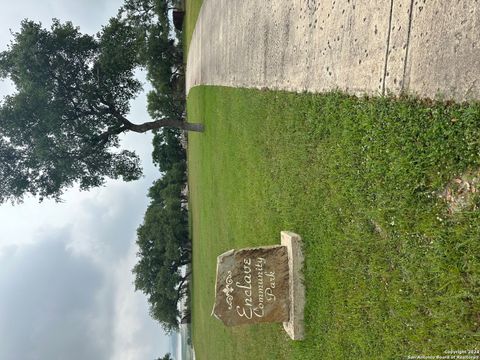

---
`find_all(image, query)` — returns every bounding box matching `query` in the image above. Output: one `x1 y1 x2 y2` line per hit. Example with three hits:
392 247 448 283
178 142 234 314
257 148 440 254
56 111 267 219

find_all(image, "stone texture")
404 0 480 100
187 0 391 96
281 231 305 340
187 0 480 102
212 245 290 326
383 0 411 94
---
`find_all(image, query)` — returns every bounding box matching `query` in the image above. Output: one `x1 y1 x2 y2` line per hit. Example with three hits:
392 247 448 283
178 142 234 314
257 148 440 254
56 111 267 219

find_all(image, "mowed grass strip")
187 86 480 359
182 0 203 57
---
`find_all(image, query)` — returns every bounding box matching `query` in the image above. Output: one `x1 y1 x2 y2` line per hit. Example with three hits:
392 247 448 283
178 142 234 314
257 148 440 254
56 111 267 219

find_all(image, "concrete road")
186 0 480 102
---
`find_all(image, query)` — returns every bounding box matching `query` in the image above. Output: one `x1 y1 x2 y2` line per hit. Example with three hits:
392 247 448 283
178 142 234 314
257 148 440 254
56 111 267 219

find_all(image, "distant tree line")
122 0 193 332
134 128 191 332
156 353 173 360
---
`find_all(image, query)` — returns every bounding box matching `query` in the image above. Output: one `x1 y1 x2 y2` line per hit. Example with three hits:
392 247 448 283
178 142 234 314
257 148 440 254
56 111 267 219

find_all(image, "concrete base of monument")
281 231 305 340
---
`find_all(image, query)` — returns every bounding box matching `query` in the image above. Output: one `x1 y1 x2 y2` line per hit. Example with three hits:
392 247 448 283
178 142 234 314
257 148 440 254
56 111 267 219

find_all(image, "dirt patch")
368 219 388 239
439 170 480 214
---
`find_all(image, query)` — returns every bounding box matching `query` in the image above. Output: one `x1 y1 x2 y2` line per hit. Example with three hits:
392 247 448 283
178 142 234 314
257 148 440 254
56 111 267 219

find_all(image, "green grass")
182 0 203 58
187 86 480 359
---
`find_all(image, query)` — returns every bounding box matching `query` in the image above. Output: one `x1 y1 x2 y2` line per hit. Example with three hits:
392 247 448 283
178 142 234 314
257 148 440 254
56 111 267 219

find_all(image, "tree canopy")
151 128 186 172
133 172 190 332
0 16 200 203
119 0 186 131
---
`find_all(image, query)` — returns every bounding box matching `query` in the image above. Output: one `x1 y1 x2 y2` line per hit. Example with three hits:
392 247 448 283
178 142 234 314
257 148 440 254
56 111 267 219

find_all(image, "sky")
0 1 173 359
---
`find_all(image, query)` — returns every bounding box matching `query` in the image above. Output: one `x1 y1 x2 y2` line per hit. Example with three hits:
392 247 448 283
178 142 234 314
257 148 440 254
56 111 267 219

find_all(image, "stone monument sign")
212 245 290 326
212 231 305 340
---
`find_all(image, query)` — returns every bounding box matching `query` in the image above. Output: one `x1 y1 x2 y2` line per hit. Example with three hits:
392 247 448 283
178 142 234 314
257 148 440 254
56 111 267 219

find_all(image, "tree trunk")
180 122 204 132
127 119 204 133
106 104 204 133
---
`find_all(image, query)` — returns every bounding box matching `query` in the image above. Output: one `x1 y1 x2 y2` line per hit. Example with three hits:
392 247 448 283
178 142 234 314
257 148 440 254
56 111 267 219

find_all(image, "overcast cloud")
0 1 171 359
0 234 112 360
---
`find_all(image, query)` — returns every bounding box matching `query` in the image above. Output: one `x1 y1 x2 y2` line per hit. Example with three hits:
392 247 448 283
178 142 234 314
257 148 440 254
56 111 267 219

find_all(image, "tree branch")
174 275 189 305
95 125 128 147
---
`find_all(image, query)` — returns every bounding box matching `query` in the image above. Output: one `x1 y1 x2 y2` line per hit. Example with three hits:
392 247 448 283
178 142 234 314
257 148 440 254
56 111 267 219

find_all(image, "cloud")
65 180 150 264
0 0 121 47
109 245 171 360
0 231 113 360
49 0 121 34
0 210 170 360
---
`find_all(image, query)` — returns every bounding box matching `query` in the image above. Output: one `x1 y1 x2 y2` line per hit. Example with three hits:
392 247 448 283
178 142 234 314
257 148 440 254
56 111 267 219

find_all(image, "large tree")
0 18 201 203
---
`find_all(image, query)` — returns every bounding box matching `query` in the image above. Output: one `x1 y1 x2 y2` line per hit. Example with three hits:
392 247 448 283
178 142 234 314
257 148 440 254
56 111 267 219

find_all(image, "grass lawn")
187 86 480 359
182 0 203 57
